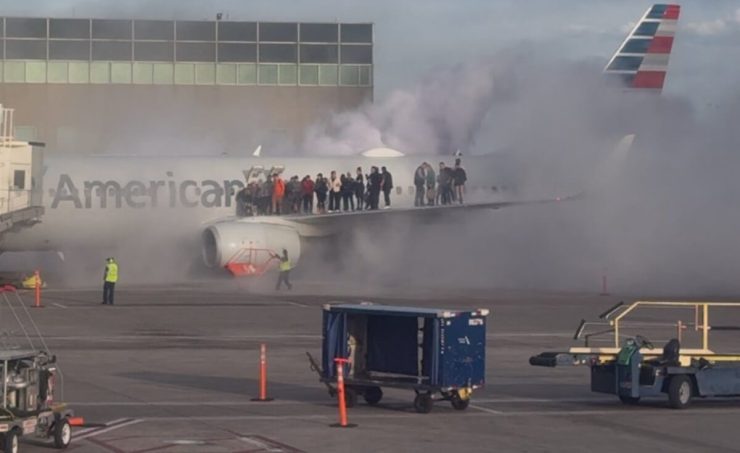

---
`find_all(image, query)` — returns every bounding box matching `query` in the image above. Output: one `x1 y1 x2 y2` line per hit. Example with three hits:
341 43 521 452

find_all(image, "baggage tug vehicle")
530 301 740 409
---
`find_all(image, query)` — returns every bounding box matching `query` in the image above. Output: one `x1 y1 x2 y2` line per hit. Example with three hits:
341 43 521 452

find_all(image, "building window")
13 170 25 190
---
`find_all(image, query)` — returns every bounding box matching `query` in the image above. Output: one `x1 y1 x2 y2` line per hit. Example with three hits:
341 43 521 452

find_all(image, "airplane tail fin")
604 4 680 92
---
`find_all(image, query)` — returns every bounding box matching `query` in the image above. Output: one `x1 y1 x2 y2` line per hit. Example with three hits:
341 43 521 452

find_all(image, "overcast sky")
5 0 740 111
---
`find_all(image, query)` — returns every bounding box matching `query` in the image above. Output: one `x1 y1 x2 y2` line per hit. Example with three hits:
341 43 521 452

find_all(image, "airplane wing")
202 194 578 274
286 195 576 232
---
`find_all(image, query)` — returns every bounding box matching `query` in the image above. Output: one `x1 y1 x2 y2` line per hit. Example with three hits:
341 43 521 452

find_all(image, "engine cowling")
202 221 301 269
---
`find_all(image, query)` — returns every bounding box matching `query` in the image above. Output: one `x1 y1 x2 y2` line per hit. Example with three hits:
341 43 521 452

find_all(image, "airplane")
0 4 680 278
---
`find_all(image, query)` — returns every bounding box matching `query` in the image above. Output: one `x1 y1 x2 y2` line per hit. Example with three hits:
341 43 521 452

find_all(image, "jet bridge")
0 105 44 238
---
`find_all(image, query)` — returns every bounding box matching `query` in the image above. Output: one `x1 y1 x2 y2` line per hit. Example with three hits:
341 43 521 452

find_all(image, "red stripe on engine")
632 71 666 89
664 5 680 20
647 36 674 54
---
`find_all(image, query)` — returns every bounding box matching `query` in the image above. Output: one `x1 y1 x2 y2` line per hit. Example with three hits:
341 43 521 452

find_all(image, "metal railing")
576 301 740 351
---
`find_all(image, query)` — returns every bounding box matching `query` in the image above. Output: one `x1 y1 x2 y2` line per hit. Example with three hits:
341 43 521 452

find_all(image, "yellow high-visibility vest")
106 262 119 283
279 259 291 272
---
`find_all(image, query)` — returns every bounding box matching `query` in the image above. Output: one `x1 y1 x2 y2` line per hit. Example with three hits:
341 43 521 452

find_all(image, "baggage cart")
308 303 489 413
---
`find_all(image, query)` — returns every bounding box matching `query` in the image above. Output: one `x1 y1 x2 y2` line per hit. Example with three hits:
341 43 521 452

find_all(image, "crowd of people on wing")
234 158 467 217
235 166 394 216
413 158 467 207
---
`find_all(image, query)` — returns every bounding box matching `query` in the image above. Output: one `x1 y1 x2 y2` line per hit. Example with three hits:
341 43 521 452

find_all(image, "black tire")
3 430 19 453
450 392 470 411
413 393 433 414
54 418 72 449
344 388 358 408
618 395 640 405
668 375 693 409
363 386 383 405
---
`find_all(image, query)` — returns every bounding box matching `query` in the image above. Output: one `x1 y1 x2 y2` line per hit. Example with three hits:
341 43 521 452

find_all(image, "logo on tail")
604 4 681 92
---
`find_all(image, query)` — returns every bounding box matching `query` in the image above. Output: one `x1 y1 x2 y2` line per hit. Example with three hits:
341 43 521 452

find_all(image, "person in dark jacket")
424 162 436 206
381 166 393 208
341 173 355 211
453 159 467 204
414 164 426 207
314 173 328 214
438 162 452 205
354 167 364 211
368 166 382 210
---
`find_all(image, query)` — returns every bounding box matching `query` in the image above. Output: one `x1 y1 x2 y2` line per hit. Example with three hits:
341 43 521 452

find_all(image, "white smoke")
302 58 512 155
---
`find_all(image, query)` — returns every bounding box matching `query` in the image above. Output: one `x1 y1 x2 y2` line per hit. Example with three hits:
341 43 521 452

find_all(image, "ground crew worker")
102 257 118 305
274 249 292 290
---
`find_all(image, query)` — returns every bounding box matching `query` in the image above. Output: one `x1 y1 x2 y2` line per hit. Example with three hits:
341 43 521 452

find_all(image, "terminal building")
0 17 373 155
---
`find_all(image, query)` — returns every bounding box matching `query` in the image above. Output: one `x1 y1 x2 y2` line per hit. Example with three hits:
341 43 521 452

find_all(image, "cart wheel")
450 392 470 411
3 429 19 453
54 418 72 449
344 388 358 408
413 393 433 414
363 386 383 405
618 395 640 405
668 375 692 409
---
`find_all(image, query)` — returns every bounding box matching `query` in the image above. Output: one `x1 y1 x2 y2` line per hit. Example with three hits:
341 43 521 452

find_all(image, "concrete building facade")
0 18 373 155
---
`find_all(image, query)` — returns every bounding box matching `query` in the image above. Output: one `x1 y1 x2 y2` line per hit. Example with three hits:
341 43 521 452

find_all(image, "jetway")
0 105 44 237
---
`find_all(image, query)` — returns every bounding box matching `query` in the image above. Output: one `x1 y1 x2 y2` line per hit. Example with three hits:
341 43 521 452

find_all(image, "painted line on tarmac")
41 333 321 341
285 300 311 308
469 404 504 414
75 418 143 440
67 396 614 408
474 397 615 404
238 436 284 452
132 407 740 423
69 400 325 407
52 302 68 308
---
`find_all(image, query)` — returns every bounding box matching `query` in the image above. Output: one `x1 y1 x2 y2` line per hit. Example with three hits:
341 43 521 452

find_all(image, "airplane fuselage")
1 154 513 252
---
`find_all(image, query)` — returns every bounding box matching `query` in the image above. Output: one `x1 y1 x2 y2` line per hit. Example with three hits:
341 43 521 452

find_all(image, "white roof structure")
360 147 405 157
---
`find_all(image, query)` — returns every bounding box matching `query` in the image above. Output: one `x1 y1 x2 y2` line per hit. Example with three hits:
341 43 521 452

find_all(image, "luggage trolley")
308 304 489 413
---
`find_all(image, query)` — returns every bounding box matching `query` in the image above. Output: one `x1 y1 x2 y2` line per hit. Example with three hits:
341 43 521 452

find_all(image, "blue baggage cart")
307 303 489 413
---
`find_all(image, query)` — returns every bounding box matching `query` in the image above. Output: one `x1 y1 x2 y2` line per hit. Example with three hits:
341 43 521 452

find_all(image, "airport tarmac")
5 283 740 453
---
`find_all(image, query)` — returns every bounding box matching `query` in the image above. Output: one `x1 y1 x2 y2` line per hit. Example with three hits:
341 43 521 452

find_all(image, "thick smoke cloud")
299 48 740 296
302 58 513 155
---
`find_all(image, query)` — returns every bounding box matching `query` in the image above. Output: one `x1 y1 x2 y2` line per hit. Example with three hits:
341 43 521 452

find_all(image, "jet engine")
202 221 301 269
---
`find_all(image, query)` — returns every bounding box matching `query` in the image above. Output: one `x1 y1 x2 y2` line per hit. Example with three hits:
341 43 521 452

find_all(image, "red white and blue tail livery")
604 4 680 92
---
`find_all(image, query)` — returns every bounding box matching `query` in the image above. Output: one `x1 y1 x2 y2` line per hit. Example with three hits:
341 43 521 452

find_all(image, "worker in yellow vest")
102 257 118 305
274 249 292 291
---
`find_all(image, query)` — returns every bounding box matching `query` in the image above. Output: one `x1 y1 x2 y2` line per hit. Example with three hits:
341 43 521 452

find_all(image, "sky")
4 0 740 112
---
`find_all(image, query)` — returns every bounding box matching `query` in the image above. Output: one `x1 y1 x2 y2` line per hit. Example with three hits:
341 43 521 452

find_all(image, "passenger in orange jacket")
272 174 285 215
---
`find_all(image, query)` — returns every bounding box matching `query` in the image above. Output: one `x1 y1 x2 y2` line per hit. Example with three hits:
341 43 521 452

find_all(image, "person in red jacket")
301 175 315 214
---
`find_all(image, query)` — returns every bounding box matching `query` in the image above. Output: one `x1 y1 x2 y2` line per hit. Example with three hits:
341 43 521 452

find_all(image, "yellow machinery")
531 301 740 408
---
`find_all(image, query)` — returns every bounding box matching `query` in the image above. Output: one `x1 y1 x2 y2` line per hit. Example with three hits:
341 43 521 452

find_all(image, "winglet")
604 4 681 92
